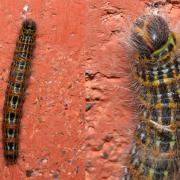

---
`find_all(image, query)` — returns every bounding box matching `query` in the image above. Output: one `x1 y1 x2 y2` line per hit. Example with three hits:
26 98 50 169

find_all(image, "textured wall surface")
0 0 179 180
85 1 144 179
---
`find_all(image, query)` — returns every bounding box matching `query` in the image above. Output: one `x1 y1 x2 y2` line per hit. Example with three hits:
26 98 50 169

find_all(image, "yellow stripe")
134 74 180 87
139 96 179 109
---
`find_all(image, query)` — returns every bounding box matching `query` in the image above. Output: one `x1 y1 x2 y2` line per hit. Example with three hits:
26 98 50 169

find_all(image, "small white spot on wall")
21 4 29 19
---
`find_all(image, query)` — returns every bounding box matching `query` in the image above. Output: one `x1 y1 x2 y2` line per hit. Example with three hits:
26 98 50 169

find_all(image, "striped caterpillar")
2 19 36 165
123 15 179 179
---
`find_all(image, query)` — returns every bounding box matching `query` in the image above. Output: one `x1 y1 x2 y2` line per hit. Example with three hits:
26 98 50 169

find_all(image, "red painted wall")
0 0 179 179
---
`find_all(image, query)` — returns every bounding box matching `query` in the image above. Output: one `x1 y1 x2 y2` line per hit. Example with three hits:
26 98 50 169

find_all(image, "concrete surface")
0 0 179 180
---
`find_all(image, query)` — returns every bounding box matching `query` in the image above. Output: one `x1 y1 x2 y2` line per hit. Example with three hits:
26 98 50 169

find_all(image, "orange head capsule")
131 15 170 59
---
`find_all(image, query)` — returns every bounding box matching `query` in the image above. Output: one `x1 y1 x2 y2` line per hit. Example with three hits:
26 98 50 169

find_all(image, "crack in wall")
85 70 123 81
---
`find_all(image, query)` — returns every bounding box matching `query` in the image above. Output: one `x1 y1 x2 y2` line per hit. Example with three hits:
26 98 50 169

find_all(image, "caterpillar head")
131 15 176 62
22 19 36 35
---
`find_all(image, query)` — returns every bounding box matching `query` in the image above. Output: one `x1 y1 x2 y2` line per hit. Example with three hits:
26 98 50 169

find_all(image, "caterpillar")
2 19 36 165
123 15 179 179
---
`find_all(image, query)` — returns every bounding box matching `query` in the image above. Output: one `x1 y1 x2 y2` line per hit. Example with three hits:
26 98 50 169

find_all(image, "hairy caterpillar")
123 15 179 179
2 19 36 165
